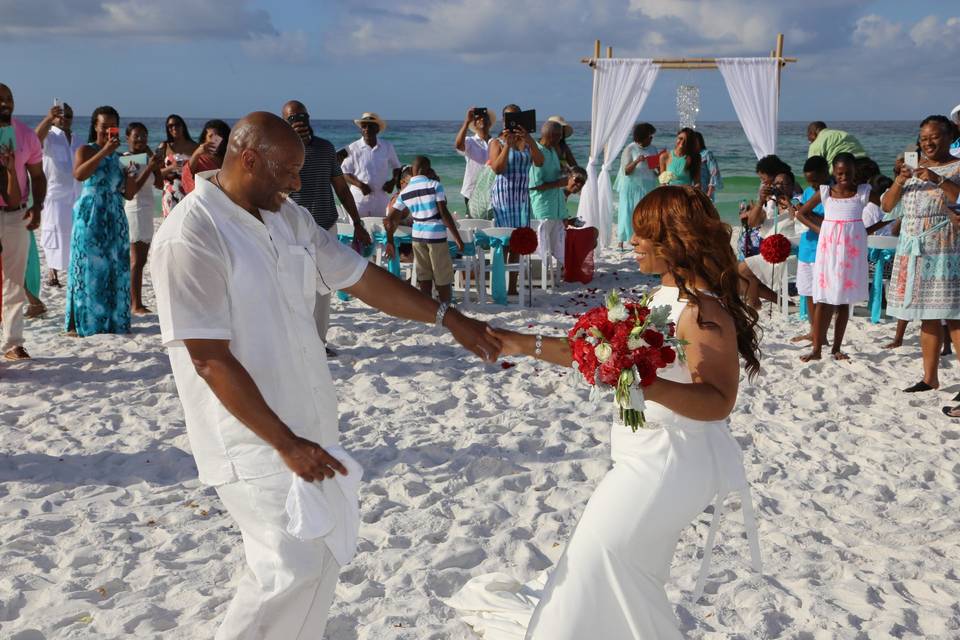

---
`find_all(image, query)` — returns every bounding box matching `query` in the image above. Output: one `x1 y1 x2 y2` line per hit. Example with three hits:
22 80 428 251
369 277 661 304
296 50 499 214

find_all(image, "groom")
151 112 501 639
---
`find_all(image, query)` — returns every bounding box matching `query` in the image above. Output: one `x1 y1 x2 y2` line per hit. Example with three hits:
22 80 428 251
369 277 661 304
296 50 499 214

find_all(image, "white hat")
951 104 960 125
354 112 387 132
547 115 574 138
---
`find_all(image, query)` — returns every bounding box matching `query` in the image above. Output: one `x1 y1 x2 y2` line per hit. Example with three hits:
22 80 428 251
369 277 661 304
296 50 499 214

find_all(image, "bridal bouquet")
568 290 685 431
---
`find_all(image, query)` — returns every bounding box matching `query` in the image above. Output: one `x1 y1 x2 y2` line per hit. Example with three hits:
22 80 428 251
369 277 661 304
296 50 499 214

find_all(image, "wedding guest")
791 156 830 344
950 104 960 158
36 101 82 288
123 122 162 315
529 121 577 266
737 170 800 308
863 174 894 236
385 155 464 303
489 104 544 294
796 153 870 362
342 112 401 216
547 115 578 170
692 130 722 201
0 83 46 361
150 112 500 640
182 119 230 194
880 115 960 409
659 127 700 187
66 106 148 336
158 114 197 217
615 122 659 249
740 154 792 258
282 100 370 357
454 106 494 212
806 121 867 163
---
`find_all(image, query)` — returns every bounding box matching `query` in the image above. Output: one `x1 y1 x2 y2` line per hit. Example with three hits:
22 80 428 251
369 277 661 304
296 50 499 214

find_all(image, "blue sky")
1 0 957 121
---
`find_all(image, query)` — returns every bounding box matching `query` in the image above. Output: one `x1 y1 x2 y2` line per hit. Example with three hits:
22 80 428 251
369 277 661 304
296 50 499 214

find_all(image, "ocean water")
22 116 920 225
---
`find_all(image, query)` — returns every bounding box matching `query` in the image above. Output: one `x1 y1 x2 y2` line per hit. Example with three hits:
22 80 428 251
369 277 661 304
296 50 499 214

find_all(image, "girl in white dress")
451 185 762 639
795 153 869 361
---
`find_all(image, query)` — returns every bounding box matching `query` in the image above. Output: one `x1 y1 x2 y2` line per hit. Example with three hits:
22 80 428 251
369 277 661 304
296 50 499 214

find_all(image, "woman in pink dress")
795 152 869 361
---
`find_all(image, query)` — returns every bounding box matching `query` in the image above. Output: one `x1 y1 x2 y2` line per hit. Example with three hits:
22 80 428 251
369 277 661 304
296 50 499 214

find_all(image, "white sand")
2 237 960 639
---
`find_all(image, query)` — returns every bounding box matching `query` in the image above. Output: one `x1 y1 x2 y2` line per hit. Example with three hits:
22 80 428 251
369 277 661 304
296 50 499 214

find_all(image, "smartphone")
473 107 488 120
504 109 536 134
904 152 919 169
107 127 120 139
53 97 61 109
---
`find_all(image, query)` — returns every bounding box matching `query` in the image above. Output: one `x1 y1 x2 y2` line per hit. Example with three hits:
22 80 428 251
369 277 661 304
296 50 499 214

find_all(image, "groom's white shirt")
152 170 369 485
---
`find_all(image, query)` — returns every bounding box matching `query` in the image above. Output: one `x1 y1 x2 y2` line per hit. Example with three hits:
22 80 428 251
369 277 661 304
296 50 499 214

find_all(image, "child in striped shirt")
385 156 464 302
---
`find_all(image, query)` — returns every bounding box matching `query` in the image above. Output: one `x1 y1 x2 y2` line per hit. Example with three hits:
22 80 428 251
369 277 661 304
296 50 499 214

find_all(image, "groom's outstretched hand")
278 435 348 482
445 309 502 362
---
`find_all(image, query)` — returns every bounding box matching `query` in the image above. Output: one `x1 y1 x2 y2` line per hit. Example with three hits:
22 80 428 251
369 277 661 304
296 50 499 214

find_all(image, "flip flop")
953 392 960 402
903 381 936 393
941 406 960 418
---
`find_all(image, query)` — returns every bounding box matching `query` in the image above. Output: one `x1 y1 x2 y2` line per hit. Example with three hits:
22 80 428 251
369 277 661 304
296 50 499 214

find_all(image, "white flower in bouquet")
605 290 629 323
594 342 613 363
658 171 675 186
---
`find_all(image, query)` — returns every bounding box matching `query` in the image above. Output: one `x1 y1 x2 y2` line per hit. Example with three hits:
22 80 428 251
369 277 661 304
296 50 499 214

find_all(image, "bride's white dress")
448 286 761 639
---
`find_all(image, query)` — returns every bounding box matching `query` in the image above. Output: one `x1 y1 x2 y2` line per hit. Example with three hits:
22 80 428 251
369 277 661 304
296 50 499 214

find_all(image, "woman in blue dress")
659 127 701 187
488 104 544 294
66 106 150 336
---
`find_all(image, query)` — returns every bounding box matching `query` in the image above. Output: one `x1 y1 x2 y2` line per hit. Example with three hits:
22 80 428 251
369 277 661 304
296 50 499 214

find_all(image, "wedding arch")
576 34 797 248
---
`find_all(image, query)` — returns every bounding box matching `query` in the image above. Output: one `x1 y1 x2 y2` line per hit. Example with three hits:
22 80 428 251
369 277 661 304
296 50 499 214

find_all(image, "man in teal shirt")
806 121 867 163
529 120 576 263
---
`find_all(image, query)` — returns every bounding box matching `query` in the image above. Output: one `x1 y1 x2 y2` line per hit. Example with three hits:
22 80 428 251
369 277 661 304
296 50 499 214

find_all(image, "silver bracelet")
436 302 450 329
534 334 543 358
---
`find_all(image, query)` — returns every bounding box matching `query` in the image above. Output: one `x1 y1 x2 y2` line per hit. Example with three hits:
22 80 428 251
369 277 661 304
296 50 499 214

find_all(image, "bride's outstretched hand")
487 327 527 357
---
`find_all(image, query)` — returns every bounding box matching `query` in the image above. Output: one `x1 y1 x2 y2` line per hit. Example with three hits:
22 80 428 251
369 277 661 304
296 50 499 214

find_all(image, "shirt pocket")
278 244 319 312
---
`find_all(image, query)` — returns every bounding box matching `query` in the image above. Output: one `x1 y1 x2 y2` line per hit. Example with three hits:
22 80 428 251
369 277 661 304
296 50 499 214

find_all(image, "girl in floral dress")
796 152 869 361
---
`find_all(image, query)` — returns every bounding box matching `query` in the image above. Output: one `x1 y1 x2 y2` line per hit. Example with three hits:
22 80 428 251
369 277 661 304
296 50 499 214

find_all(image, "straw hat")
354 112 387 132
468 108 497 133
547 115 574 138
951 103 960 125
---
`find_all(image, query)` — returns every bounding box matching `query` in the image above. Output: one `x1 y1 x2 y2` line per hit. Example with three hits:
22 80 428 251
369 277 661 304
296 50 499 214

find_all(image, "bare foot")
24 303 47 318
832 351 850 361
790 332 813 343
800 350 822 362
131 306 152 316
4 346 31 360
62 330 78 338
883 340 902 350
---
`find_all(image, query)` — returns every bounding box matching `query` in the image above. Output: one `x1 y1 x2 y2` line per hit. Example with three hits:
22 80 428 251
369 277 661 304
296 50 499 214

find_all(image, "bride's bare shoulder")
678 294 735 335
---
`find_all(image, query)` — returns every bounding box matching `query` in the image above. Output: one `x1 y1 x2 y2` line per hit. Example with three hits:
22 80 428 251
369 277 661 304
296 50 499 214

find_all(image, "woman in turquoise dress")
65 106 137 336
615 122 659 247
659 127 700 187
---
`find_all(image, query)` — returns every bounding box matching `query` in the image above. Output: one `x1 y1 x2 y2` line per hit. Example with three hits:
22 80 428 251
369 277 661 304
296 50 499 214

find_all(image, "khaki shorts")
413 241 454 286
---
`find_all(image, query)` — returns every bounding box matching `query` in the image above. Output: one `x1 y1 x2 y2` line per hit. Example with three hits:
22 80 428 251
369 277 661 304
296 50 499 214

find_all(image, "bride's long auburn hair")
633 185 761 378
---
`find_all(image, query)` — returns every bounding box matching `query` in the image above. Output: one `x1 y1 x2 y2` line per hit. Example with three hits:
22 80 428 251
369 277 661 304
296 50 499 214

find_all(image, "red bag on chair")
564 227 599 284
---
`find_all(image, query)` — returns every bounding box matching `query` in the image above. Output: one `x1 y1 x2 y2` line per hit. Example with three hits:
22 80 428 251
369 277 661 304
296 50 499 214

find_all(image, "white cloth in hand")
284 445 364 566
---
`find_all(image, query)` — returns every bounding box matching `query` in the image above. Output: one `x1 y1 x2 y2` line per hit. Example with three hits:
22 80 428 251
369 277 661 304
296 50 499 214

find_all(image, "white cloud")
909 15 960 49
241 30 310 63
0 0 276 40
852 15 902 49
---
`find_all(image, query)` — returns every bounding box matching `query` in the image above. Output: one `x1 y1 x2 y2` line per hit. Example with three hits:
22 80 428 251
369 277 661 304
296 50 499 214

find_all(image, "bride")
450 185 763 639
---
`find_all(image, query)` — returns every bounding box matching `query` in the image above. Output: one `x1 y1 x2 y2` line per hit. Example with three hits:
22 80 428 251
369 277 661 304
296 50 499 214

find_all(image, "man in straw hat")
342 112 401 216
454 106 494 212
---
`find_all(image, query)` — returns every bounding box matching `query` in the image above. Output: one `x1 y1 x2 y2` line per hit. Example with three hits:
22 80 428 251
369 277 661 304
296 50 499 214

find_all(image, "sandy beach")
2 233 959 639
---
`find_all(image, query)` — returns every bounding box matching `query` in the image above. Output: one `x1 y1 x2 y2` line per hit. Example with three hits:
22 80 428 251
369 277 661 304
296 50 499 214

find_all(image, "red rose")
642 328 664 348
660 347 677 365
598 360 622 386
759 233 791 264
635 358 656 385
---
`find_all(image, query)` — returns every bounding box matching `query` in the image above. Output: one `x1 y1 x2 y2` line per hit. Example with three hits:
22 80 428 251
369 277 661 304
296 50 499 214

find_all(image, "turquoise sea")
22 116 920 225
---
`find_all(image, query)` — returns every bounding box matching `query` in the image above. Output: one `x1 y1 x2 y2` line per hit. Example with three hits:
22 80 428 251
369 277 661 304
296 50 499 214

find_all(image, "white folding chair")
481 227 533 306
360 216 387 265
456 220 492 302
449 227 478 303
335 222 355 238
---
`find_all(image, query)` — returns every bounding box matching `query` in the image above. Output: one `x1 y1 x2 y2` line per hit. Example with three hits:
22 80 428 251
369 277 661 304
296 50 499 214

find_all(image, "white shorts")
796 260 814 298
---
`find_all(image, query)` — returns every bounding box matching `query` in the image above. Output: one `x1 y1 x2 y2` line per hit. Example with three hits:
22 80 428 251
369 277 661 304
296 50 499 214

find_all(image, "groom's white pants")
215 472 340 640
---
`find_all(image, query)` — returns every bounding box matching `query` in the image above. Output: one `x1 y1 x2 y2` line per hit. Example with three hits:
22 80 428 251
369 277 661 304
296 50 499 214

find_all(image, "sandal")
903 381 936 393
941 406 960 418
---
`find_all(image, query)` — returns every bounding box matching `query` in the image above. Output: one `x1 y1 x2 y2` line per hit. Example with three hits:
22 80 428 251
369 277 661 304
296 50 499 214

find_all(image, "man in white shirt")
151 112 501 640
341 112 401 216
454 106 493 212
35 102 82 287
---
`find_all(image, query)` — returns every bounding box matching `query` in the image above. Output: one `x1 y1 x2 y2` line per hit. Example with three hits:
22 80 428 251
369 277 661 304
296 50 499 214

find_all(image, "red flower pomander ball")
759 233 791 264
510 227 538 255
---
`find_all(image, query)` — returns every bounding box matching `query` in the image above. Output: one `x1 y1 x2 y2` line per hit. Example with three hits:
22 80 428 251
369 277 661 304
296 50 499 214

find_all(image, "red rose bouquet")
759 233 791 264
567 290 686 431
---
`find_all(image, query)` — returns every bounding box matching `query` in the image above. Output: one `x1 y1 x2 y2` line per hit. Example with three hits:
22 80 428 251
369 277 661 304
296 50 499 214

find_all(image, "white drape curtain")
577 59 660 248
716 58 780 159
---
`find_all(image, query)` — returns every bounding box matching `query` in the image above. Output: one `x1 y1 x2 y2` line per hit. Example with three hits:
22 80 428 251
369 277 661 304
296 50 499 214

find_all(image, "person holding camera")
455 106 493 213
66 106 154 337
282 100 370 357
529 120 579 266
881 115 960 407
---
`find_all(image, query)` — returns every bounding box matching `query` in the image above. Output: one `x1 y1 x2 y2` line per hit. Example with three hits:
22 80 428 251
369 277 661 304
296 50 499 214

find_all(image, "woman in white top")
454 106 493 213
451 185 762 639
123 122 162 314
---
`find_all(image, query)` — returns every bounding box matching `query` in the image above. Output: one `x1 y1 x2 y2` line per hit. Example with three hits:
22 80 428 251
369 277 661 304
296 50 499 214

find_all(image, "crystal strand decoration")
676 85 700 129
